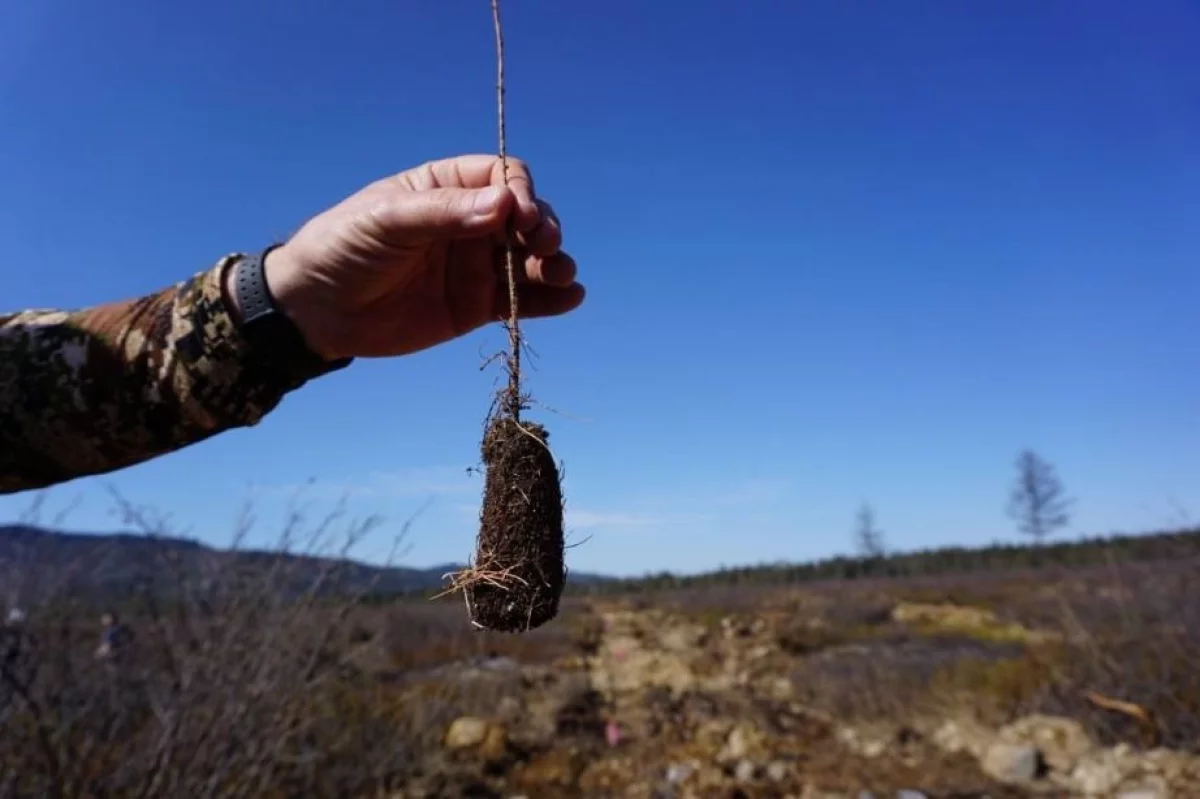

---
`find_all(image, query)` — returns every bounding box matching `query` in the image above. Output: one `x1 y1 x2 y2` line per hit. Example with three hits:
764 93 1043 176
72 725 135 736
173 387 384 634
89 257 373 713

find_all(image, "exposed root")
433 561 530 601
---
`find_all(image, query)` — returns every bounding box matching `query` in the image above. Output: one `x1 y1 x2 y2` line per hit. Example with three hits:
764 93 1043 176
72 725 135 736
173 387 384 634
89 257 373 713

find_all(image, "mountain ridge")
0 523 612 602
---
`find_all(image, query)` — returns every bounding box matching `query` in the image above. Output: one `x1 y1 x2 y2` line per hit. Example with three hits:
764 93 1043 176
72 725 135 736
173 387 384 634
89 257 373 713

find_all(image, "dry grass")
0 495 572 798
3 492 1197 797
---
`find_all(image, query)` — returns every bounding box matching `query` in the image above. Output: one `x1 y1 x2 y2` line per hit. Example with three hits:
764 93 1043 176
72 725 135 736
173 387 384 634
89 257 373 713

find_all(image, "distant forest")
566 526 1200 596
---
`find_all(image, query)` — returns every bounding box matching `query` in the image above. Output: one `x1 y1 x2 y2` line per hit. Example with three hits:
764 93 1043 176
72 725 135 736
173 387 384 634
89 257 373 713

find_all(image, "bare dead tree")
1006 448 1073 544
853 502 887 559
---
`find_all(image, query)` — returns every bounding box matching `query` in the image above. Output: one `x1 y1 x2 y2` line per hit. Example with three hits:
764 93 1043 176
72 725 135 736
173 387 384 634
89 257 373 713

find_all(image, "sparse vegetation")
3 443 1197 797
3 510 1198 796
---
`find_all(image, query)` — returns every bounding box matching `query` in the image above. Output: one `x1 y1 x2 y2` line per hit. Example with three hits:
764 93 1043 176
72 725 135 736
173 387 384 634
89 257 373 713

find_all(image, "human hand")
237 154 585 361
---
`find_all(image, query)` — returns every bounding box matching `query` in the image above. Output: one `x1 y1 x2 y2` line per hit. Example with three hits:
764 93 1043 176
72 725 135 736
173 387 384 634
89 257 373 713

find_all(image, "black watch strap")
230 245 352 388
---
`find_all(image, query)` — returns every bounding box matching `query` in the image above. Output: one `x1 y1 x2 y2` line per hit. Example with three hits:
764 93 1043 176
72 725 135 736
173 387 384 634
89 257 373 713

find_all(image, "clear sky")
1 1 1197 577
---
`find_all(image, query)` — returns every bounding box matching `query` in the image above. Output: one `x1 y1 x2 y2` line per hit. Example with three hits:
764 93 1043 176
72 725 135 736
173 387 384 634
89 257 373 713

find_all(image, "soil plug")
441 0 566 632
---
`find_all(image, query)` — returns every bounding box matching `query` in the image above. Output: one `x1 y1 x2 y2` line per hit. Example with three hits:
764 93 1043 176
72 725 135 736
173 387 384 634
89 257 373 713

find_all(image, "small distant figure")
1 607 33 680
95 612 133 662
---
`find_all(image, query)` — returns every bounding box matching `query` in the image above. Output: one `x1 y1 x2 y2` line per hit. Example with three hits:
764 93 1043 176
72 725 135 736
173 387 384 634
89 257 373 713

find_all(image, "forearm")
0 254 303 494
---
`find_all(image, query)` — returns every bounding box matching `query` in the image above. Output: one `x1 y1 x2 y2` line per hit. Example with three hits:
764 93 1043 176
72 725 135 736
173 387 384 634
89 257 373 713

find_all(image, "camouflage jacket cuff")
174 254 300 428
0 255 334 493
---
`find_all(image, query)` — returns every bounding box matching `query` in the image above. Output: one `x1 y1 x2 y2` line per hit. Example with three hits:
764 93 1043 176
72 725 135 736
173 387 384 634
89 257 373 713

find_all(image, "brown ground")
4 559 1197 797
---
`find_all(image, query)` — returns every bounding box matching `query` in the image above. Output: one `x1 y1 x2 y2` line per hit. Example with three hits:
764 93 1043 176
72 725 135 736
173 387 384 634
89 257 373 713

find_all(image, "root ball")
467 414 565 632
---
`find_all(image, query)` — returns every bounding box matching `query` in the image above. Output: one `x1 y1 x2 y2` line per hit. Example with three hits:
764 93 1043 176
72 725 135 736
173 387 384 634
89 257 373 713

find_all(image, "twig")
491 0 522 421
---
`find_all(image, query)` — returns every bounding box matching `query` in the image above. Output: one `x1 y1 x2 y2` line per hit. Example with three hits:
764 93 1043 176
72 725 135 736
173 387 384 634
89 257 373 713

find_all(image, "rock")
895 791 928 799
734 759 757 782
836 725 888 758
1142 747 1200 783
479 723 509 762
981 741 1042 784
660 623 706 652
930 717 994 758
719 724 764 762
591 633 697 696
444 716 490 750
999 714 1094 774
766 760 789 782
862 740 886 759
769 676 794 699
725 726 752 759
1071 748 1131 796
665 763 695 784
1116 780 1168 799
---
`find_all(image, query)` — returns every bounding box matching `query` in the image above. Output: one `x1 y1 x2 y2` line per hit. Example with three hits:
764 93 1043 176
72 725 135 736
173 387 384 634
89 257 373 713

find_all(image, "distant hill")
0 524 613 604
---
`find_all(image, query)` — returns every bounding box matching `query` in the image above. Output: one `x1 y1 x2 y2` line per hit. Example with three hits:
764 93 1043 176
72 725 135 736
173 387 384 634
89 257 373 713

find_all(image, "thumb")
380 185 511 238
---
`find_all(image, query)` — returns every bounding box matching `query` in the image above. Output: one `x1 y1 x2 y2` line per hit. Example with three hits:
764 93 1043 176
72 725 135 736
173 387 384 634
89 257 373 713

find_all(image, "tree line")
569 448 1198 595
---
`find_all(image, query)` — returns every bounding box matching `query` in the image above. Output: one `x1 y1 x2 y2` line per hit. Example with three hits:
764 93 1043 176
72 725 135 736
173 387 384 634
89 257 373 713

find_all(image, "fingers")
414 154 525 191
370 185 514 238
515 198 562 257
521 252 577 287
379 155 559 246
496 282 586 322
405 154 542 232
490 157 541 232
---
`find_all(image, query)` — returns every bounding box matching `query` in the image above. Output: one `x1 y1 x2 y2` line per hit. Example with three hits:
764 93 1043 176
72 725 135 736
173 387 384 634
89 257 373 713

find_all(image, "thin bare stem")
491 0 522 421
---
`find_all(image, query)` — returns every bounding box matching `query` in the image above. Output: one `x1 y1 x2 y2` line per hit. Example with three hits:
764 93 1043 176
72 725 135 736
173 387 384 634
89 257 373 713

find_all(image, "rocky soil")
385 595 1200 798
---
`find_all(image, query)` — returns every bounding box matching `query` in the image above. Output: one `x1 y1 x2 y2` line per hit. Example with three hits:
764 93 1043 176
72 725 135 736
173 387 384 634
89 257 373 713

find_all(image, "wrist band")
230 246 352 387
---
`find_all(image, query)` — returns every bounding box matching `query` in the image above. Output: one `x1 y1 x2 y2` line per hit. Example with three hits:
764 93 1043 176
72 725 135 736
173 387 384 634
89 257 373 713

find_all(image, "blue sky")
1 0 1197 577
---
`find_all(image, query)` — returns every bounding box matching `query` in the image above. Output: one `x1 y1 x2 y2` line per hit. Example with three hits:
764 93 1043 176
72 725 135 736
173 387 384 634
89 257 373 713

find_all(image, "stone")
444 716 490 750
930 717 995 758
766 760 790 782
479 723 509 762
660 623 706 652
665 763 695 784
981 741 1041 784
998 714 1094 774
769 677 794 698
1116 780 1168 799
734 759 757 782
1071 749 1129 796
837 725 889 758
719 724 763 762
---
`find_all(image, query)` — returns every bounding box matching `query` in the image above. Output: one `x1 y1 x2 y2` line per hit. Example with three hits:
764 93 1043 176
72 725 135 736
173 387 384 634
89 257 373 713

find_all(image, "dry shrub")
801 559 1200 751
0 496 500 798
382 596 582 673
1042 558 1200 750
927 646 1065 724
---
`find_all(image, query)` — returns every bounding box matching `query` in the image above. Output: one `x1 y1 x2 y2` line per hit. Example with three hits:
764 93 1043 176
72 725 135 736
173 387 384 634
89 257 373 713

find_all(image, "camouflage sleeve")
0 254 326 494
